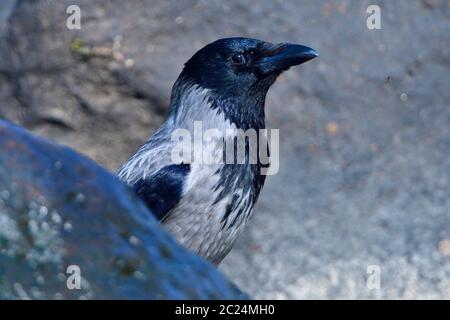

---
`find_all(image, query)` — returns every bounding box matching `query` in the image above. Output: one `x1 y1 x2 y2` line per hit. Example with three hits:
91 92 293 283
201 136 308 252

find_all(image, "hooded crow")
117 37 317 264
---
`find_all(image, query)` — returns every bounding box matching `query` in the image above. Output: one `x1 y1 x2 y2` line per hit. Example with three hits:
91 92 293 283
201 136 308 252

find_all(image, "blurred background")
0 0 449 299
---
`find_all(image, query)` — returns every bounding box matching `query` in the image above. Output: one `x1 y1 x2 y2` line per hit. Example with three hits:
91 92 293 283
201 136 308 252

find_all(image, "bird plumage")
117 37 317 264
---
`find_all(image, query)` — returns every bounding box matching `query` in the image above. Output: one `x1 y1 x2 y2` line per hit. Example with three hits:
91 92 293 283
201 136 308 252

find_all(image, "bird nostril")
260 43 288 57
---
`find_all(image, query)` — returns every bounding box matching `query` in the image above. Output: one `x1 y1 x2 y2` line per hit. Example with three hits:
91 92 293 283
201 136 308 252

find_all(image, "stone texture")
0 0 449 298
0 120 246 299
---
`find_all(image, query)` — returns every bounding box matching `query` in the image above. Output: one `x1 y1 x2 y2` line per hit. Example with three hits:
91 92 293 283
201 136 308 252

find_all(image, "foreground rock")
1 0 449 299
0 120 246 299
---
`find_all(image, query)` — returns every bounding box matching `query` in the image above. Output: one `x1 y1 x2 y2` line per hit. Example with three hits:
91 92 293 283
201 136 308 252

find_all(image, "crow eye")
231 53 246 65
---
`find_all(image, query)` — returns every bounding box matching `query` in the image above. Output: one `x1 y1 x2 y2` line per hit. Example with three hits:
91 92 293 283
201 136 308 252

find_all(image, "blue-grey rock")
0 0 449 299
0 120 247 299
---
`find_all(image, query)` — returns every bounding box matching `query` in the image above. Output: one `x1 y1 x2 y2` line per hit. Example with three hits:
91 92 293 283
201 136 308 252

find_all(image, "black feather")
133 164 190 221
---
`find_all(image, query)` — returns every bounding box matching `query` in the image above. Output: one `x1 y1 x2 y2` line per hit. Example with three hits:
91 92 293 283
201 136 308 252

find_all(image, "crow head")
179 37 318 99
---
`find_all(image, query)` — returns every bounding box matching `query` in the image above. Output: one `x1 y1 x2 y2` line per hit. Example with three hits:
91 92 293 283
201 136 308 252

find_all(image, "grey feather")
117 84 260 264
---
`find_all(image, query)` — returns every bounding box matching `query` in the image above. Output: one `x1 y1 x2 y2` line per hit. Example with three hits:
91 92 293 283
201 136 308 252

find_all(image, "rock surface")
0 0 449 298
0 120 246 299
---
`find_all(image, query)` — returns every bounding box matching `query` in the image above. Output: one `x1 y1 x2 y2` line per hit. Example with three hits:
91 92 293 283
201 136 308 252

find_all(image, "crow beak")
258 43 318 75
